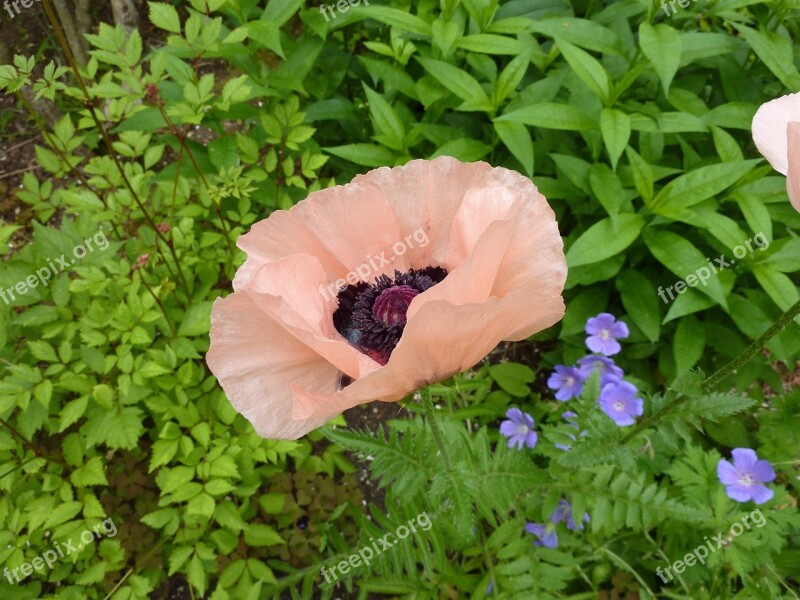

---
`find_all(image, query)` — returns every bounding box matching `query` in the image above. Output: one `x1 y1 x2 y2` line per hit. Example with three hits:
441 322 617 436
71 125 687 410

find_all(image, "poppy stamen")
332 267 447 365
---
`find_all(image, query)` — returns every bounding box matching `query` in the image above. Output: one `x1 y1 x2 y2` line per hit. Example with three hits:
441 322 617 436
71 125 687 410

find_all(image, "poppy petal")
787 121 800 212
234 181 404 290
752 92 800 175
245 254 380 379
207 292 339 439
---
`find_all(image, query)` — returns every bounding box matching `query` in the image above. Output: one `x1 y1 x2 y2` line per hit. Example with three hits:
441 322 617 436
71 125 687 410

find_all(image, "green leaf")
493 52 531 106
59 396 89 432
639 22 681 95
528 18 621 55
566 214 644 268
169 547 194 576
71 456 109 487
432 18 460 58
488 363 535 397
148 2 181 34
28 340 59 363
589 164 624 216
357 6 432 37
187 555 207 597
142 508 179 530
663 288 716 323
244 21 283 58
178 301 215 337
625 146 653 206
149 439 179 472
600 109 630 169
556 39 610 103
674 316 704 373
642 228 728 309
671 393 755 420
415 57 491 110
84 407 145 450
187 492 216 518
215 501 248 532
493 120 533 177
651 160 759 214
324 144 396 167
753 265 800 317
733 24 800 90
616 270 660 343
711 126 744 162
497 103 596 131
208 135 239 172
457 34 526 55
62 434 83 467
363 84 405 151
263 0 303 27
429 137 491 162
44 501 83 529
244 524 285 547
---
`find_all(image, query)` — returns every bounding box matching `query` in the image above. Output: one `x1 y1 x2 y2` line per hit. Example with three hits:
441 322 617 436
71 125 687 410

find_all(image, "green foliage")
0 0 799 597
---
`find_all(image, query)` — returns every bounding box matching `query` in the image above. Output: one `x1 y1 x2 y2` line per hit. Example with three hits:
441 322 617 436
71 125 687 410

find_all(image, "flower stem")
620 297 800 445
702 297 800 391
419 387 452 471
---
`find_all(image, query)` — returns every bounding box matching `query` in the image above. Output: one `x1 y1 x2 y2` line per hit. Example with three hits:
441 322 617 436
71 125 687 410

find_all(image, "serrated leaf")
148 2 181 34
71 456 108 487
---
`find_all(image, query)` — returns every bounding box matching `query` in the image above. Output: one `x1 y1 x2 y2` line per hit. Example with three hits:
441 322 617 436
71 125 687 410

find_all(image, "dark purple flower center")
373 285 418 326
332 267 447 365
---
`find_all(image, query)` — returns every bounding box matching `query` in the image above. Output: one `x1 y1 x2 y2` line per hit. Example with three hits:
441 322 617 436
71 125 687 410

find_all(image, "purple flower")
524 522 558 548
717 448 776 504
547 365 585 401
598 380 643 426
585 313 629 356
577 355 624 384
551 499 590 531
500 408 538 450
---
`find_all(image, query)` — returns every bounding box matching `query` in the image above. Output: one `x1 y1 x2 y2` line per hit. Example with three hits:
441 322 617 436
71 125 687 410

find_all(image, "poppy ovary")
372 285 419 326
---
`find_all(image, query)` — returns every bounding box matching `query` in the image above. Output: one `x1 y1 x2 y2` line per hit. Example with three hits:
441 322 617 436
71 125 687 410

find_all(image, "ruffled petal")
752 92 800 175
291 288 564 421
352 157 495 267
207 292 339 440
245 255 380 379
233 180 404 290
787 122 800 212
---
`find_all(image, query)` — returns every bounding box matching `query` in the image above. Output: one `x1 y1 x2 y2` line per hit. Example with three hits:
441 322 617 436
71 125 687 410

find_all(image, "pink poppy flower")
752 92 800 212
206 157 567 439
